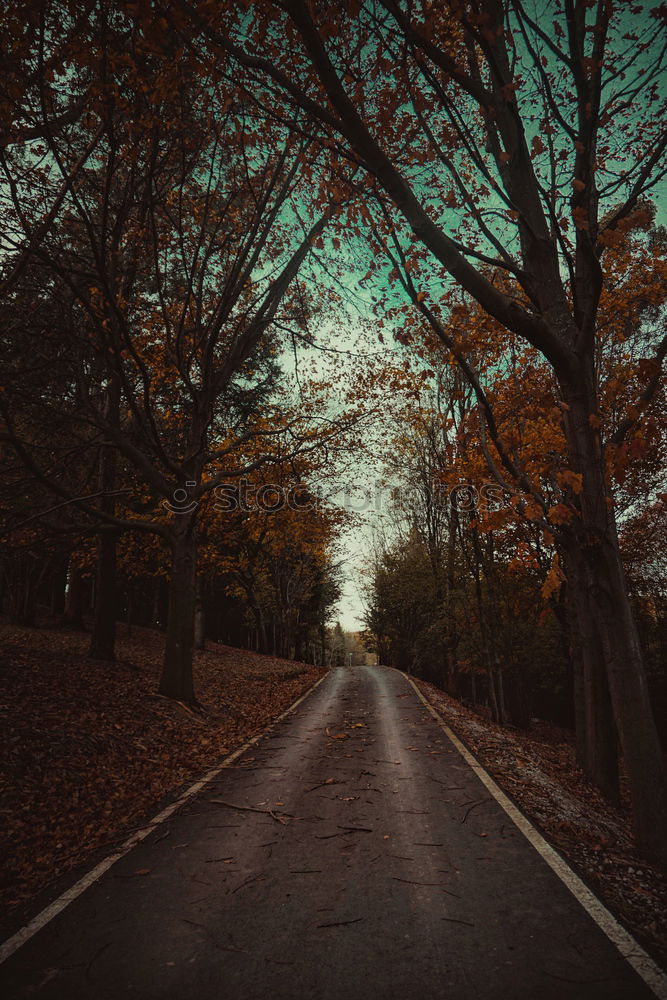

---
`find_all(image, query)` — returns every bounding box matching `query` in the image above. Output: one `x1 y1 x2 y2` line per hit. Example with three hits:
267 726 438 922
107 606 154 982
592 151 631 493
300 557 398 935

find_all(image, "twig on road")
232 873 265 894
207 798 292 824
317 917 363 929
461 799 490 823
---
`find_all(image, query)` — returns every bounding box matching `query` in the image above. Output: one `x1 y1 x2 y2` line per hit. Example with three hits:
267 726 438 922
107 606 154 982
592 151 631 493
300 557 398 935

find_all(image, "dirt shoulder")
0 622 324 932
412 677 667 969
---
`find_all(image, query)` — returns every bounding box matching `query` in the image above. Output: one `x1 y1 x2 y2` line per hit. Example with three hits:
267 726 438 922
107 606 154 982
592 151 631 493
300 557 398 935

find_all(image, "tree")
0 2 361 703
195 0 667 864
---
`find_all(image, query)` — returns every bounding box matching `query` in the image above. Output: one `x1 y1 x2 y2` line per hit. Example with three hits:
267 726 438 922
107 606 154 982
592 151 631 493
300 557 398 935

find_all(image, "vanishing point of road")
0 664 660 999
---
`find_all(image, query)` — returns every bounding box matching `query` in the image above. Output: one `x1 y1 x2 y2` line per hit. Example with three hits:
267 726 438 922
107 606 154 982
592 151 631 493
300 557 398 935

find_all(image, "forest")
1 0 666 897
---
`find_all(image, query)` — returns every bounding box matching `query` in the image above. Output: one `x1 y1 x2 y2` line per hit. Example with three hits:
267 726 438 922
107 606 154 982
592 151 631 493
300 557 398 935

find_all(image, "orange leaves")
531 135 545 157
508 541 540 573
541 553 565 600
557 469 583 495
547 503 574 526
572 206 590 231
627 436 648 461
523 498 545 521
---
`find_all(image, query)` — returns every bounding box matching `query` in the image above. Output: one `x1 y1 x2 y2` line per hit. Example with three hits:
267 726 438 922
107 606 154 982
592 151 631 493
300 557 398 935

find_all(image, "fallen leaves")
0 622 323 927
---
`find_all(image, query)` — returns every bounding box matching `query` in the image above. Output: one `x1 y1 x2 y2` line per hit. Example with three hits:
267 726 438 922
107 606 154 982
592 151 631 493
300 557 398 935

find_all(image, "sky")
273 0 667 634
287 289 417 635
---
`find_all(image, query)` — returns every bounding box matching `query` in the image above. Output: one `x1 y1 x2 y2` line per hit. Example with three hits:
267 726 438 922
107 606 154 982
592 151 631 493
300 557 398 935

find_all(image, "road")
0 664 658 999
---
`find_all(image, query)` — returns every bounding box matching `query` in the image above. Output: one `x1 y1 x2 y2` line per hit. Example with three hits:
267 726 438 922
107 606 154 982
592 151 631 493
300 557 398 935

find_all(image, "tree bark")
562 546 619 804
504 664 531 730
89 381 120 661
50 557 68 617
250 602 268 653
89 529 117 660
159 514 197 703
561 375 666 864
443 525 460 697
60 563 86 630
9 554 38 627
151 578 162 628
566 603 588 771
125 580 133 634
194 576 205 651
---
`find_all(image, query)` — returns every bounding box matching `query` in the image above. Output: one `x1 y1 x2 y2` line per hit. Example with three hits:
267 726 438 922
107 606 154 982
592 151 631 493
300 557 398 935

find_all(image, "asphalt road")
0 664 657 999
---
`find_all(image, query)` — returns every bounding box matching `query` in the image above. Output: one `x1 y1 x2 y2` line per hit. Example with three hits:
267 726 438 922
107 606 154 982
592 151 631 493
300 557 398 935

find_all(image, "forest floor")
0 621 323 933
414 677 667 968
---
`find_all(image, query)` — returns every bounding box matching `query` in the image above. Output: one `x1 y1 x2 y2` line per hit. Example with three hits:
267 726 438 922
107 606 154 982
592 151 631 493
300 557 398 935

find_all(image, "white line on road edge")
403 672 667 1000
0 670 329 967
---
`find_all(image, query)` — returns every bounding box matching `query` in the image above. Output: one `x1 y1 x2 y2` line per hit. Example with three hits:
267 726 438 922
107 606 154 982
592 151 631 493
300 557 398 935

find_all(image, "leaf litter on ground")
0 621 323 931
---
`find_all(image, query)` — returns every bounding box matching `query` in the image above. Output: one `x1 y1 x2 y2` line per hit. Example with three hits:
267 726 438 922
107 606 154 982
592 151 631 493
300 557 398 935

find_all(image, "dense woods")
1 0 666 871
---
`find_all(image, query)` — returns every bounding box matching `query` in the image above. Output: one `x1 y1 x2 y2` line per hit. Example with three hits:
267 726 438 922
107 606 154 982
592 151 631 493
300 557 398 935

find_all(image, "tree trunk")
562 547 619 804
250 603 267 653
569 617 588 771
561 376 667 865
504 664 531 730
471 553 501 722
125 581 133 634
159 515 197 703
89 380 120 660
583 628 619 807
443 647 458 698
9 555 38 627
61 564 86 630
151 578 161 628
89 530 117 660
488 669 500 723
194 576 205 651
50 557 68 617
553 588 577 731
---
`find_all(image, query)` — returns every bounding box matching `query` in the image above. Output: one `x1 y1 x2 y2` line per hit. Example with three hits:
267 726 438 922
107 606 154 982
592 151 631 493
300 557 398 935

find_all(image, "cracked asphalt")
0 664 655 999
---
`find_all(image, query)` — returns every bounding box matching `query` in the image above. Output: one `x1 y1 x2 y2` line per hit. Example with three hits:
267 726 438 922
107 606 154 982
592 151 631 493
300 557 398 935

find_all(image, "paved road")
0 665 657 999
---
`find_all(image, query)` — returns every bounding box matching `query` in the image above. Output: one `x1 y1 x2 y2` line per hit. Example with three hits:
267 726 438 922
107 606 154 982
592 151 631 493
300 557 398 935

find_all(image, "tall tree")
0 2 356 701
194 0 667 864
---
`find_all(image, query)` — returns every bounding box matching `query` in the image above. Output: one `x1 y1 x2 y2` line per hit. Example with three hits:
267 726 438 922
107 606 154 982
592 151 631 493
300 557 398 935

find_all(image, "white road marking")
403 671 667 1000
0 671 328 966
